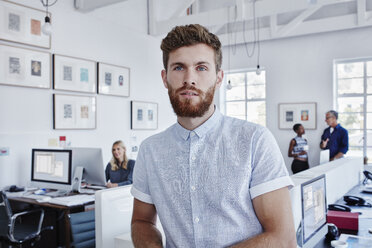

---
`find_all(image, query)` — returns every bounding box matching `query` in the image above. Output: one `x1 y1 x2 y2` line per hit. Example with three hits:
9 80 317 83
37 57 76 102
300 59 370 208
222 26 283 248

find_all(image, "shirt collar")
329 124 340 130
175 107 223 141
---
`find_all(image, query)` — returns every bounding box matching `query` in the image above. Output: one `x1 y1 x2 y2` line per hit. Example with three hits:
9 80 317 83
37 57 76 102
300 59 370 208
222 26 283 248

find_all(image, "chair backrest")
69 210 95 248
0 191 13 217
0 191 11 238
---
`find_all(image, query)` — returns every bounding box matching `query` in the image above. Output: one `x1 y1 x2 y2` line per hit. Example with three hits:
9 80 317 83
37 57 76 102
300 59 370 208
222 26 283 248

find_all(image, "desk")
8 195 94 248
314 184 372 248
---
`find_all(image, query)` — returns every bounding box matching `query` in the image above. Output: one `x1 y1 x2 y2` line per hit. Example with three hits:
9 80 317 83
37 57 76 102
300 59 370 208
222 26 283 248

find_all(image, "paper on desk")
4 191 26 198
339 234 372 247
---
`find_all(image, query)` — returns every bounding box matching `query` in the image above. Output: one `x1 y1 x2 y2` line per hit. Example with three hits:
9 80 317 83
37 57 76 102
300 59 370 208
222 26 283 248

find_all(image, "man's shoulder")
337 124 348 132
140 124 177 148
220 115 267 136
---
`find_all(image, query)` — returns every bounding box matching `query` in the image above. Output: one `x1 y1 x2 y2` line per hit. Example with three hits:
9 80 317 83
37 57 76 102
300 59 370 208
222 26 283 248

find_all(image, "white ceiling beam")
155 6 236 35
276 5 322 37
357 0 366 25
243 0 354 20
152 0 355 36
236 0 244 20
270 14 277 37
148 0 156 35
170 0 196 19
74 0 128 12
219 12 372 46
191 0 200 14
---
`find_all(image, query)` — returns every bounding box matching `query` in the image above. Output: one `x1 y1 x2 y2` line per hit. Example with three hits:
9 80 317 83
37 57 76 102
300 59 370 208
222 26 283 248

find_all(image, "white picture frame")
131 101 158 130
278 102 317 130
0 0 51 49
53 54 97 93
53 94 96 130
0 44 50 89
98 62 130 97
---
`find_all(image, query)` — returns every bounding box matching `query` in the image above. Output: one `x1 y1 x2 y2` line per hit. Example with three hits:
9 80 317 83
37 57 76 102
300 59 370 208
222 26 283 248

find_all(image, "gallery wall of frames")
0 0 158 131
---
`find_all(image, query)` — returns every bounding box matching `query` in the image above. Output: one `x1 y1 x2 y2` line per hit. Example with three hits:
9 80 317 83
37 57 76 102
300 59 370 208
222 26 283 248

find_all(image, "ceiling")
76 0 372 45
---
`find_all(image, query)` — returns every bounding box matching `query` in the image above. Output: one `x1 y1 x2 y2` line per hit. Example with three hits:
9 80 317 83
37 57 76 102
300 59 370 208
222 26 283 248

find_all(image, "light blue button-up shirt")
131 109 293 247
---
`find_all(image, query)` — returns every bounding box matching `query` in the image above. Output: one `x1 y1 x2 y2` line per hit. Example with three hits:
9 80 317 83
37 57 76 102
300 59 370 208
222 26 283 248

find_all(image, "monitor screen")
70 147 106 186
301 174 327 247
31 149 72 187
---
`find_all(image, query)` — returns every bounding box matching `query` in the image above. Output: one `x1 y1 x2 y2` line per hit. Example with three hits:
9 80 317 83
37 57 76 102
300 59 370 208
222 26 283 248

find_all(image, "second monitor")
70 147 106 187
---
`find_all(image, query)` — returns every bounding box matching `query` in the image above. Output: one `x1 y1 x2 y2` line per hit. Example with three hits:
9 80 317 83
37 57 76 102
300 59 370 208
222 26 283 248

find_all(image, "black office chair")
0 191 50 247
69 210 95 248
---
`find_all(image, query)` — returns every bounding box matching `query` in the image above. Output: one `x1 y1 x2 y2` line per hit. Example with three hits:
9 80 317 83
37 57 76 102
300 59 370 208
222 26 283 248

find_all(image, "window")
221 70 266 126
335 59 372 162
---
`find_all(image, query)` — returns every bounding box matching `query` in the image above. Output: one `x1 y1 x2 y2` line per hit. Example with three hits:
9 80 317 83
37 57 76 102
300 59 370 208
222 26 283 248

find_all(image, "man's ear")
161 70 168 89
215 70 224 89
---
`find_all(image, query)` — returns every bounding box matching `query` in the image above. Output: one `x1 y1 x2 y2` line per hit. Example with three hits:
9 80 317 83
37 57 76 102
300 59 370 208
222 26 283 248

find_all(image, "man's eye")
174 66 183 71
197 66 207 71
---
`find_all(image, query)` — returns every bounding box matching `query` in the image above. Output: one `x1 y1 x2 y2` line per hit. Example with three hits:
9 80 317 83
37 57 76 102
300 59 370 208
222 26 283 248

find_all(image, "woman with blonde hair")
105 140 135 188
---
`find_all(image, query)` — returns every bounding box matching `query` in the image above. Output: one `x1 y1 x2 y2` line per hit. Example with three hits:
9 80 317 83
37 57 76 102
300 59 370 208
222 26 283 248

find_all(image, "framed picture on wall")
98 62 130 97
0 44 51 89
53 54 96 93
53 94 96 130
131 101 158 130
0 0 51 48
278 102 317 129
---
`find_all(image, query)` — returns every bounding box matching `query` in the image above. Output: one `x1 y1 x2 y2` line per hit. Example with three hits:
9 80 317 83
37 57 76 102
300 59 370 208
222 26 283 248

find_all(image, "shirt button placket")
189 131 201 246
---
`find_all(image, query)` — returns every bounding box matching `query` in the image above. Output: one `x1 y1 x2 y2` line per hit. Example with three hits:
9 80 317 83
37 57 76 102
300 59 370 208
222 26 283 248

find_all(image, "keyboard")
86 185 106 190
48 194 95 206
45 190 70 197
22 194 52 202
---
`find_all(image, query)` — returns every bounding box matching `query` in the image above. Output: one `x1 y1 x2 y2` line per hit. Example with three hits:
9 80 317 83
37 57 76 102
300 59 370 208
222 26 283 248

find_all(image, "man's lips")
180 90 199 96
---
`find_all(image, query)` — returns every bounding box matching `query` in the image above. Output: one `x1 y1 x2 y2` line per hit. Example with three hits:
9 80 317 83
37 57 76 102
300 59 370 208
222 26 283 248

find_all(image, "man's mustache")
174 85 203 95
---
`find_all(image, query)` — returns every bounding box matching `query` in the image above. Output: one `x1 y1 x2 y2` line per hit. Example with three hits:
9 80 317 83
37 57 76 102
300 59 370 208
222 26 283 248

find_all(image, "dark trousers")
291 159 309 174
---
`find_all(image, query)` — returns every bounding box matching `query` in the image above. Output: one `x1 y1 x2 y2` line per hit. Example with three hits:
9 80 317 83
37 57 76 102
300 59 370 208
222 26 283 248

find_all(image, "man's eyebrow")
169 62 184 67
169 61 211 67
195 61 211 66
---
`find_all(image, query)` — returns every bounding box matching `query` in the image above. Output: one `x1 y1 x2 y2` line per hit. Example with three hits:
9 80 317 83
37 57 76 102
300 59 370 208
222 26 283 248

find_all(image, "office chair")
0 191 51 247
69 210 95 248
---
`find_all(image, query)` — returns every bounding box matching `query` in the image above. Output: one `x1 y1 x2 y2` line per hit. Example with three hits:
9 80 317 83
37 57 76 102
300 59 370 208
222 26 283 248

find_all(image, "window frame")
220 68 266 126
335 58 372 161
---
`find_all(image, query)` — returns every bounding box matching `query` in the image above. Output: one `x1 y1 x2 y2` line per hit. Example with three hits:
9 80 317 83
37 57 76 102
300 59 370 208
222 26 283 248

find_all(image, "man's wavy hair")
160 24 222 72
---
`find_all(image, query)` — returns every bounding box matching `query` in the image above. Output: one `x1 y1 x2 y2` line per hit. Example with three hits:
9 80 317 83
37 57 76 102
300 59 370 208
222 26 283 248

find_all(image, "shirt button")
191 186 196 191
194 217 199 223
190 132 195 137
192 156 196 161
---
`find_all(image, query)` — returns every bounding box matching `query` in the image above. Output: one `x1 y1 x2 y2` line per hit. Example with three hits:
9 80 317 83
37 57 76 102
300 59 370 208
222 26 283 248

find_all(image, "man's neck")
330 123 338 128
177 105 215 130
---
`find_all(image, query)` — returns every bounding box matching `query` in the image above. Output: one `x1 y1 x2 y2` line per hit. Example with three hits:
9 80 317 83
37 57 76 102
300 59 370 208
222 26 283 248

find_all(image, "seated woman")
105 140 135 188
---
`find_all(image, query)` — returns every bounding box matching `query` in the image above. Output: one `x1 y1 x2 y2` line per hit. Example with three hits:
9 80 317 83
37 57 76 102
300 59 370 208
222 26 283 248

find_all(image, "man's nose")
183 69 196 86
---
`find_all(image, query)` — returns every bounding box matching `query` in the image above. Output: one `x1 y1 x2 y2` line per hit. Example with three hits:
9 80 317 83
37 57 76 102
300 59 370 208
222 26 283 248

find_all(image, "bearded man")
130 24 296 248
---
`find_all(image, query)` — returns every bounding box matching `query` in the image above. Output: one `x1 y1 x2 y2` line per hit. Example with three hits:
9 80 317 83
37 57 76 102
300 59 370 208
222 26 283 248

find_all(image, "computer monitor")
95 186 166 248
319 149 330 164
31 149 72 191
95 185 133 248
70 147 106 186
300 174 328 248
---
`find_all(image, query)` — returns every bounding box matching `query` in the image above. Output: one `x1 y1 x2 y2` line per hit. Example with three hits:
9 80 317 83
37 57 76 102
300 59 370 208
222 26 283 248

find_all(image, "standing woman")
105 140 135 188
288 123 309 174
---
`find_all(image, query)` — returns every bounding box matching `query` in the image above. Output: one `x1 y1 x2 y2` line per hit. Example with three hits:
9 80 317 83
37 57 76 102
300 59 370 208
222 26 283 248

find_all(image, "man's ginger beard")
167 82 216 118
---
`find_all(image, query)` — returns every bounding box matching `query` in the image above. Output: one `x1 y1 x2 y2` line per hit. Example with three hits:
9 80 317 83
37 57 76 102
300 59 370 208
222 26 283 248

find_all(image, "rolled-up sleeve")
249 127 294 199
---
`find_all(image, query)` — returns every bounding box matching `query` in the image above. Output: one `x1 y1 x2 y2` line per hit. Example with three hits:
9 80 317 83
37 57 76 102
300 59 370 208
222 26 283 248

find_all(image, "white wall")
222 26 372 173
0 0 176 187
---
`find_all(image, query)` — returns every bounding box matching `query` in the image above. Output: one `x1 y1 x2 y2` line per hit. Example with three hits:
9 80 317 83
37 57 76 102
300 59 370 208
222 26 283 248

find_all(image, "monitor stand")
71 166 84 193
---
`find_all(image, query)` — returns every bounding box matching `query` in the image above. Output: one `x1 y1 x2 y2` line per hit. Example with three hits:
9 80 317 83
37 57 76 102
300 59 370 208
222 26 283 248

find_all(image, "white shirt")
132 109 293 247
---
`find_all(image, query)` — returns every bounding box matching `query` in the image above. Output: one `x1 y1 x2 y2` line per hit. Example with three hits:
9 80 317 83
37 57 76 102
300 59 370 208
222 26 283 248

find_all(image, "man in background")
320 110 349 161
